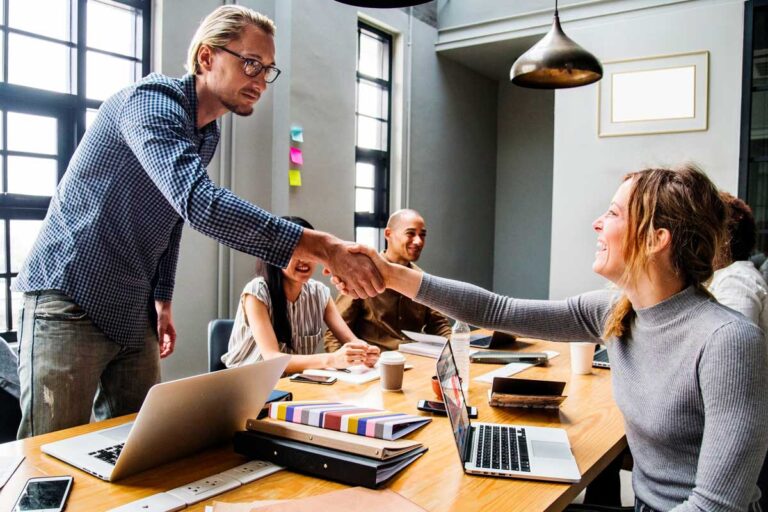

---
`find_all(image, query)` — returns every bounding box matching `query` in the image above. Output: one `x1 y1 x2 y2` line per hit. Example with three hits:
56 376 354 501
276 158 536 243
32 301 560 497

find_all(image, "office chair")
207 319 234 372
0 335 21 442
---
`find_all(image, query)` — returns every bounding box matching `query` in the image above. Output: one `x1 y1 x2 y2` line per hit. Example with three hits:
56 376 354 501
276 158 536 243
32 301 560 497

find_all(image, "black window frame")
0 0 151 341
354 21 393 250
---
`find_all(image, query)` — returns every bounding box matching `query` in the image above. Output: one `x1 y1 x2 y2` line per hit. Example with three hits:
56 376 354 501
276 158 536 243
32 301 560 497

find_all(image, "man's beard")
222 99 254 117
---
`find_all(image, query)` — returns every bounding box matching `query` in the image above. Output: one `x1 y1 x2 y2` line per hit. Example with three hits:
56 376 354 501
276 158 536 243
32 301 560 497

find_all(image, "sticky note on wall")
290 126 304 143
290 147 303 166
289 170 302 187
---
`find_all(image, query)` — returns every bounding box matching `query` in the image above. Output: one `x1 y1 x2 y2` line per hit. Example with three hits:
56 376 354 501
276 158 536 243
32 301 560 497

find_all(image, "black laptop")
470 331 517 349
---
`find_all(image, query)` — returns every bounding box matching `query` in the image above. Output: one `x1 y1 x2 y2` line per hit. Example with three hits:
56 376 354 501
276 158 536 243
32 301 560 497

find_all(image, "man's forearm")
293 228 335 266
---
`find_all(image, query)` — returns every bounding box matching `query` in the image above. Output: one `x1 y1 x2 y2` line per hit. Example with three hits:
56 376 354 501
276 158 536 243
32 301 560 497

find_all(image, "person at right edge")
339 165 768 512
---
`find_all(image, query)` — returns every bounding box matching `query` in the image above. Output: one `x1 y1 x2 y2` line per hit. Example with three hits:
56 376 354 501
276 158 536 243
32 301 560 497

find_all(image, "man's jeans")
17 291 160 438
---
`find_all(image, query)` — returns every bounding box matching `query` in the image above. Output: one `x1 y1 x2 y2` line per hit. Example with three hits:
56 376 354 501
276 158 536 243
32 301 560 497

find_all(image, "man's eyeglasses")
219 47 281 83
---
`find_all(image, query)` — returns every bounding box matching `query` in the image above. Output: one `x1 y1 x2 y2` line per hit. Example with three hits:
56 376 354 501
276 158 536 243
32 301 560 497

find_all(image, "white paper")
474 351 560 383
0 454 24 489
401 330 447 345
303 364 413 384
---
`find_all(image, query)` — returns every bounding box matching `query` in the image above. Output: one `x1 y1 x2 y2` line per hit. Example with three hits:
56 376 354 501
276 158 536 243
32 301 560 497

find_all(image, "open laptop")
436 342 580 483
42 355 289 481
470 331 517 349
593 345 610 368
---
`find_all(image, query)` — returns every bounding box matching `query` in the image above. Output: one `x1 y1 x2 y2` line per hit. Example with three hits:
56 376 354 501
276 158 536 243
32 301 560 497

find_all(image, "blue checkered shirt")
14 73 303 348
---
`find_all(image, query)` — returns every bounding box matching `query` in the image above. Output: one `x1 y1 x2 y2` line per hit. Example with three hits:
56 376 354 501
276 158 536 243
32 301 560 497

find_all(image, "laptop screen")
436 342 471 463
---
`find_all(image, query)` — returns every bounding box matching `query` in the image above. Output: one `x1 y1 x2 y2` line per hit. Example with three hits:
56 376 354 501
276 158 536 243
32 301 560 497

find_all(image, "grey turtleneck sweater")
416 274 768 512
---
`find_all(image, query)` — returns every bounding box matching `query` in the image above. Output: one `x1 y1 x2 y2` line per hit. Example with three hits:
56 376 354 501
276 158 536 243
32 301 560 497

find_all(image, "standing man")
13 5 381 438
325 209 452 353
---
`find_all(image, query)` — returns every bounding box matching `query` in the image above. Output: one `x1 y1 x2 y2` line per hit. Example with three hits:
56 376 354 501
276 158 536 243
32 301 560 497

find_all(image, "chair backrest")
207 319 234 372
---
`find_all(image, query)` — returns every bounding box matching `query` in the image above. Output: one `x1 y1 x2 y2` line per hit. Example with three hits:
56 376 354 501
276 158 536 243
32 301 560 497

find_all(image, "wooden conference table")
0 337 627 511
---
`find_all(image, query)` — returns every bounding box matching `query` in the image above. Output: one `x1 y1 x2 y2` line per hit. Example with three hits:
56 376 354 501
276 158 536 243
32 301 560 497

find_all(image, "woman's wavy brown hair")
603 165 727 340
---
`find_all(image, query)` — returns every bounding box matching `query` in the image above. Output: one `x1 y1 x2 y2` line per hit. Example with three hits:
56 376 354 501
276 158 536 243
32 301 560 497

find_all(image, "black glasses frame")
219 47 281 83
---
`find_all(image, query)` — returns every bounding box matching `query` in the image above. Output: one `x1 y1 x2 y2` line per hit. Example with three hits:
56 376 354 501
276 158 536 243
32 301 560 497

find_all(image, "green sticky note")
289 169 302 187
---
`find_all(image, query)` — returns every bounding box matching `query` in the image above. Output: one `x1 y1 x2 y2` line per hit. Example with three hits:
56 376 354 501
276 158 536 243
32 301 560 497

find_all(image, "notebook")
437 341 580 483
269 401 431 440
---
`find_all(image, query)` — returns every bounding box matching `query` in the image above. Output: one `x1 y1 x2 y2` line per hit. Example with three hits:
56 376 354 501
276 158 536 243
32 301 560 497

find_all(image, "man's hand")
155 300 177 358
331 244 391 297
325 240 385 298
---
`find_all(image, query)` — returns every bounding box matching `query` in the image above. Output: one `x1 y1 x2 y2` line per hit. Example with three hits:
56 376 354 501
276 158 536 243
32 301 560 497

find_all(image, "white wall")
548 0 745 298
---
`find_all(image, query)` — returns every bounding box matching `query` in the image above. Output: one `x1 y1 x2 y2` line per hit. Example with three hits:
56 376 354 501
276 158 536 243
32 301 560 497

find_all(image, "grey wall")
549 0 745 298
494 83 553 298
155 0 499 379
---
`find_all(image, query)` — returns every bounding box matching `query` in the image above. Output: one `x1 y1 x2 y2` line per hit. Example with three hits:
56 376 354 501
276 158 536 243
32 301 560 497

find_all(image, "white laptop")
436 342 581 483
42 355 289 481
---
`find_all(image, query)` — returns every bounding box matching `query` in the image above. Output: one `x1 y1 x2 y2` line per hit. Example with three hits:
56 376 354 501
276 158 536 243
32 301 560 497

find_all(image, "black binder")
233 430 427 488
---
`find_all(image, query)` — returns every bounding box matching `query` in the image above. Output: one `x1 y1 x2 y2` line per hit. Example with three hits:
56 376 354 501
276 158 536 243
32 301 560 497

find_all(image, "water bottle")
450 320 471 395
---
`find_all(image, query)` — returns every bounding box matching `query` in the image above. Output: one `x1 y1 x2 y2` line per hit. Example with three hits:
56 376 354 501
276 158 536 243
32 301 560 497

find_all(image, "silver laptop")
436 342 580 483
42 355 289 481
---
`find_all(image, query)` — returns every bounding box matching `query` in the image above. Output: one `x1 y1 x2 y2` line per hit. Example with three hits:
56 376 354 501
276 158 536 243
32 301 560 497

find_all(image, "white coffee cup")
379 351 406 391
570 342 595 375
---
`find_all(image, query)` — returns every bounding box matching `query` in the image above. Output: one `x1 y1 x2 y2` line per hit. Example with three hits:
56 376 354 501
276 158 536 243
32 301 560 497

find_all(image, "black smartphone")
417 399 478 418
13 476 74 512
289 374 337 385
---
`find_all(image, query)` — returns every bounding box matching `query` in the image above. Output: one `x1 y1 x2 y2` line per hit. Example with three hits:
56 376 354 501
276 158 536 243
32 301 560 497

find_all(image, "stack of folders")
233 401 430 488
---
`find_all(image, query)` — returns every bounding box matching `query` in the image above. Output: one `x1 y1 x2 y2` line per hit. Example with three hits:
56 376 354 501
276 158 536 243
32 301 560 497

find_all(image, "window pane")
8 33 71 93
355 227 380 251
0 222 5 273
357 80 388 120
0 35 4 83
355 188 374 213
7 156 57 196
356 163 375 188
86 51 137 101
0 279 6 333
11 280 22 333
0 111 4 150
86 108 98 130
356 115 387 151
10 220 43 273
88 0 138 56
752 90 768 157
7 112 57 155
9 0 70 41
358 31 388 80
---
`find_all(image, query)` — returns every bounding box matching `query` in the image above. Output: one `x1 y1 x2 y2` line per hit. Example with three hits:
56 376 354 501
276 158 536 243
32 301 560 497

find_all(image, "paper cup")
379 351 406 391
570 342 595 375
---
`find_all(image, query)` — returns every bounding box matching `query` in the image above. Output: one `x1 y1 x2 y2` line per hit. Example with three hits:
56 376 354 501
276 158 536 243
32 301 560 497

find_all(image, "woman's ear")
649 228 672 255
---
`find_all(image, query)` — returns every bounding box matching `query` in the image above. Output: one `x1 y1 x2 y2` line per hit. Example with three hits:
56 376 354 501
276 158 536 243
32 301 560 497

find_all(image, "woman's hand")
328 340 370 368
363 343 380 367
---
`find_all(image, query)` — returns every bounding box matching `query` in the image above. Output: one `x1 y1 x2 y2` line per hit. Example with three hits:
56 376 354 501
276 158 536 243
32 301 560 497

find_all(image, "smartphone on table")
417 399 478 419
289 374 337 385
13 476 73 512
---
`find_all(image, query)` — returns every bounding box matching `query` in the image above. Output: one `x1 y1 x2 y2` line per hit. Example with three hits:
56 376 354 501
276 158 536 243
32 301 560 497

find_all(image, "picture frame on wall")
598 51 709 137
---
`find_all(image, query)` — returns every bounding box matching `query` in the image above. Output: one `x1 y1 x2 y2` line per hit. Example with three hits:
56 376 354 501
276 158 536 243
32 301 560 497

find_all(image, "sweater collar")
634 285 706 325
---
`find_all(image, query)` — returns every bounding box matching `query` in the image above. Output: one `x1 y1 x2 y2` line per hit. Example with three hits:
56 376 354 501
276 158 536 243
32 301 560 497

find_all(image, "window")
0 0 150 340
355 23 392 250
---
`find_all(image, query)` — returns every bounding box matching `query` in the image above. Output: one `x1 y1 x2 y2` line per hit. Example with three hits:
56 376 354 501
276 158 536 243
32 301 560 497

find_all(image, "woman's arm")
671 321 768 512
345 246 611 343
242 295 362 373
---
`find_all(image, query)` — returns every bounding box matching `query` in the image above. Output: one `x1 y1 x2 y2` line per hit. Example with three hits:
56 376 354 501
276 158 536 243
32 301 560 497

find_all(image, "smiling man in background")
325 209 452 353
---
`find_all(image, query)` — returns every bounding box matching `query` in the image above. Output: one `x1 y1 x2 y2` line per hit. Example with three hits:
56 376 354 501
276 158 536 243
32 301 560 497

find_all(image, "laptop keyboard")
90 443 125 465
475 425 530 472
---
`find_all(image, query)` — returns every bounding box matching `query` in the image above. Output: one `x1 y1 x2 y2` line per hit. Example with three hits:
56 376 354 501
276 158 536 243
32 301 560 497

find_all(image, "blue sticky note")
290 126 304 143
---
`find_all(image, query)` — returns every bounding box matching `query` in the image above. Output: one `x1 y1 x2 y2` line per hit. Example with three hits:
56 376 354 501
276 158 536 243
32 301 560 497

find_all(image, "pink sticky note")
290 147 303 166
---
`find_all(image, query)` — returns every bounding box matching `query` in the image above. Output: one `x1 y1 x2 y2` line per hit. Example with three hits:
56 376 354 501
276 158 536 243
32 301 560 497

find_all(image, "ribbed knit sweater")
416 274 768 512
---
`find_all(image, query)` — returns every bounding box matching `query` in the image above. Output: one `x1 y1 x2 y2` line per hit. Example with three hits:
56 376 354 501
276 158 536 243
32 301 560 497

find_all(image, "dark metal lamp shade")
510 13 603 89
333 0 431 7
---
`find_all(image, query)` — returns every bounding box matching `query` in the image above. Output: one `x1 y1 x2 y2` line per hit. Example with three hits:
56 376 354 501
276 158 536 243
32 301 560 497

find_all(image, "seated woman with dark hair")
341 165 768 512
222 217 379 374
709 192 768 335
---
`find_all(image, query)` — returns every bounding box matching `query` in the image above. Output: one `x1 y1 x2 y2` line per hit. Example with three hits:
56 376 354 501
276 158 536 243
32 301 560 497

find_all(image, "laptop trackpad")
101 423 133 442
531 440 572 460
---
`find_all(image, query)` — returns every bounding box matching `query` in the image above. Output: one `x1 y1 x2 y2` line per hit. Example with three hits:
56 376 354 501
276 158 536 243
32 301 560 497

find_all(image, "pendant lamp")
510 0 602 89
333 0 431 7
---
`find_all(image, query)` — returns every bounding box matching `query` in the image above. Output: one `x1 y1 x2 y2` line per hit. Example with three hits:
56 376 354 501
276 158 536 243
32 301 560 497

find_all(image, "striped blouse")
222 277 331 368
